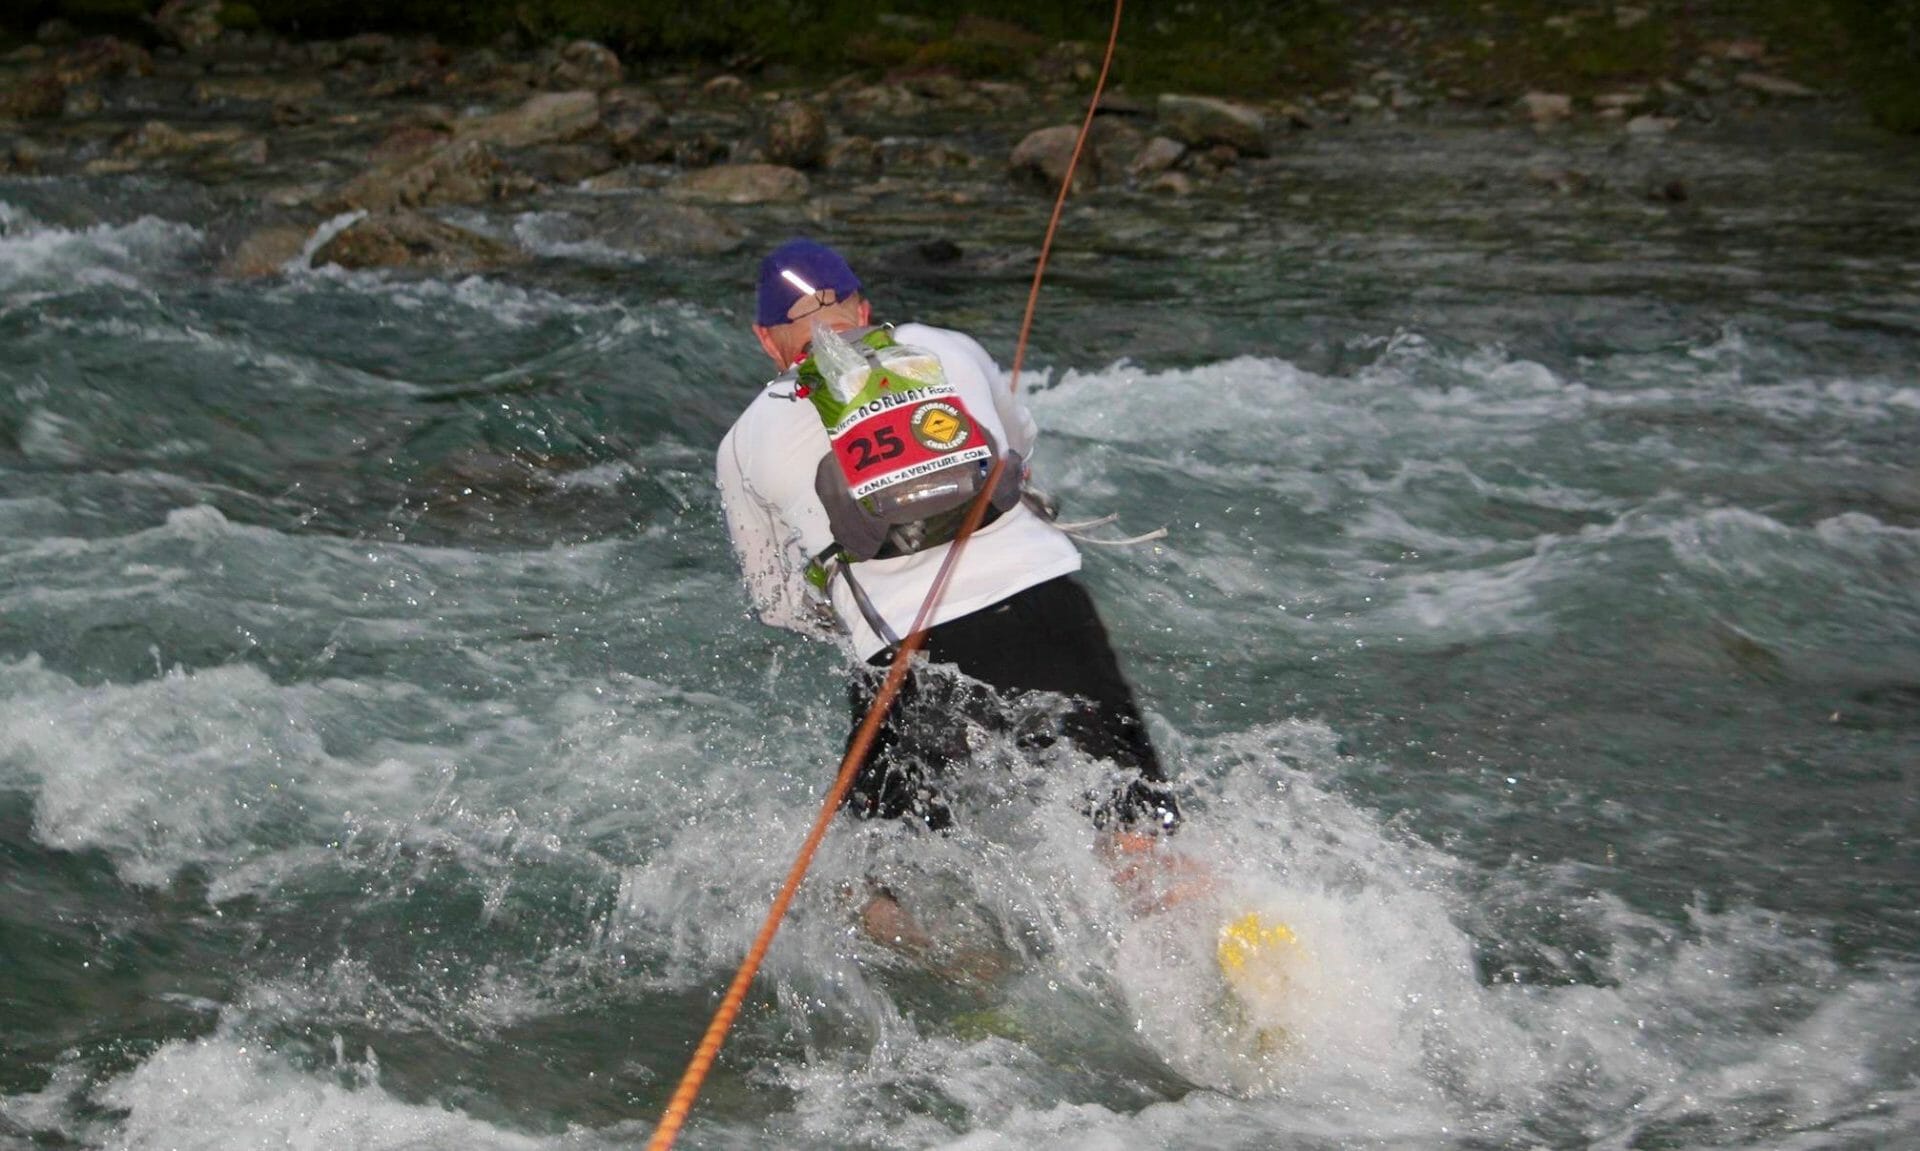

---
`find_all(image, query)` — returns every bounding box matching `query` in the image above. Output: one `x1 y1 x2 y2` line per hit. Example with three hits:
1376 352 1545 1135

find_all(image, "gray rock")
837 84 921 119
221 223 313 277
673 133 730 169
507 143 617 186
0 73 66 120
61 85 103 117
1156 94 1269 156
154 0 224 51
1010 124 1095 192
1519 91 1573 126
339 33 401 64
1594 88 1649 112
577 166 663 192
666 163 809 204
312 211 523 272
604 99 671 163
582 201 745 257
825 135 881 176
1145 171 1193 196
49 36 153 84
1626 114 1678 136
1736 72 1816 98
550 40 622 90
192 75 327 106
702 74 751 103
1683 67 1728 93
454 91 600 149
113 120 198 159
1090 115 1144 168
765 99 827 169
328 139 504 211
0 135 48 174
1128 135 1185 178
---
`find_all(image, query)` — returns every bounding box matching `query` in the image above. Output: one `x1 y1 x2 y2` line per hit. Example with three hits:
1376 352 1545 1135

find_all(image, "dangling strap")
807 546 901 648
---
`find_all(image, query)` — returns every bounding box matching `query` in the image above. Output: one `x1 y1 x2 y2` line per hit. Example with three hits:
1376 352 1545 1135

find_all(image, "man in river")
715 238 1192 939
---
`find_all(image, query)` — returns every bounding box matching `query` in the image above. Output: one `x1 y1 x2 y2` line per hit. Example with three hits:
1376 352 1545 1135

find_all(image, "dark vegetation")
5 0 1918 131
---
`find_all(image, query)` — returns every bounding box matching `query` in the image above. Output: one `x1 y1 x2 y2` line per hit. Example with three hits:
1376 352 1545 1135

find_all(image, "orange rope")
645 4 1125 1146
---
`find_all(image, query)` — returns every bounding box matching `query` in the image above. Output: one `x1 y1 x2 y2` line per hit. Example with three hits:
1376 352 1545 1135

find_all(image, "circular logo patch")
910 401 970 451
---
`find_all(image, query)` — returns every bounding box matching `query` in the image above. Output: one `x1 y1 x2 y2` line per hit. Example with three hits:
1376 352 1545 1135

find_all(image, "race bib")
826 380 992 499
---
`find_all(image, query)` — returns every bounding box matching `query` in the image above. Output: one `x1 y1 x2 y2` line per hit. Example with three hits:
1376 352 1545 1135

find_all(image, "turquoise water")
2 120 1918 1149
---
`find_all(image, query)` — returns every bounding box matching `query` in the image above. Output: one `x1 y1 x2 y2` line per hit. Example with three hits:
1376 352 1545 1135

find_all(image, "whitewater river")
3 116 1918 1149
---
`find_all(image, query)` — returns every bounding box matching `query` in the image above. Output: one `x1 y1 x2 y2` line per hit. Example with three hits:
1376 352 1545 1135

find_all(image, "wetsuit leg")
897 575 1182 832
844 663 970 830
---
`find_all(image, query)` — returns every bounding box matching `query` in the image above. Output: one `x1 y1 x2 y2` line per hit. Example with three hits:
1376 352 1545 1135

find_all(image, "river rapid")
2 113 1918 1150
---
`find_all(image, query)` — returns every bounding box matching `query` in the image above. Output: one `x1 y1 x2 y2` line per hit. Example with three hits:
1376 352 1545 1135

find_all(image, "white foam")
275 265 617 331
91 1035 552 1151
1 661 337 886
0 205 201 295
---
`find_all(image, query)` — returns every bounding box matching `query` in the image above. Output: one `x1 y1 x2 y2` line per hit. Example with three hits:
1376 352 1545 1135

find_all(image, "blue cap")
756 238 862 327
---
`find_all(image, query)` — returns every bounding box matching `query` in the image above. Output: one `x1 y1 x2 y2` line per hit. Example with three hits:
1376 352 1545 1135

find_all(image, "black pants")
844 575 1181 833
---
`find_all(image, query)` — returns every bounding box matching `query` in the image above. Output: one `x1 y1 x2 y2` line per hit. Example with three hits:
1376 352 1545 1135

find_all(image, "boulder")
221 223 312 277
673 133 730 169
549 40 622 90
339 33 401 64
153 0 224 51
764 99 827 169
51 37 153 85
603 98 671 162
1155 94 1269 156
1594 88 1649 113
1145 171 1193 196
1626 114 1678 136
454 90 600 148
702 74 750 102
367 124 452 164
62 86 103 117
507 143 617 186
1089 116 1144 168
1707 39 1768 62
311 211 522 272
328 139 503 211
837 84 920 119
578 201 745 257
1128 135 1185 178
1519 91 1574 126
113 121 198 159
824 135 881 176
665 163 809 204
1735 73 1815 98
0 73 66 120
0 136 48 174
1009 124 1095 192
192 75 327 106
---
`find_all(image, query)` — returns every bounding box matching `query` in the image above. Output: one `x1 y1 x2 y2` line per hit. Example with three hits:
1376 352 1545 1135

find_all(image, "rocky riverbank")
0 7 1874 283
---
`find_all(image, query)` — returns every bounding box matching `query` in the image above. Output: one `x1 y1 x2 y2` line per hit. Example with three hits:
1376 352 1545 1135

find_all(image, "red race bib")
827 381 992 499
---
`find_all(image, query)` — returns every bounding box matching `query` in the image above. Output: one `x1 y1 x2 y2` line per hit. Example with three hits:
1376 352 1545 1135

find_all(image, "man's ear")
753 324 787 367
857 299 871 325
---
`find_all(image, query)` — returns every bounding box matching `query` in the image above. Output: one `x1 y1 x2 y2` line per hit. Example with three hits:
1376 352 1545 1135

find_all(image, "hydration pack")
799 324 1023 562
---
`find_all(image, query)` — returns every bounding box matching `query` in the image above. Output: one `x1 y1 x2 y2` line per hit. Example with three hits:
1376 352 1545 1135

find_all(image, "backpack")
799 323 1023 562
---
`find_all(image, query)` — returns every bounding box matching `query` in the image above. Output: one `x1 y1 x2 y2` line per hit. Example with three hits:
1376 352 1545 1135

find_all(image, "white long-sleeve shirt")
716 323 1082 661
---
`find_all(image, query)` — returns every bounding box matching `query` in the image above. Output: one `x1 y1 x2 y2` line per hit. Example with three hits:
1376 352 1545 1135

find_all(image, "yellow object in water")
1217 912 1297 976
1216 911 1302 1054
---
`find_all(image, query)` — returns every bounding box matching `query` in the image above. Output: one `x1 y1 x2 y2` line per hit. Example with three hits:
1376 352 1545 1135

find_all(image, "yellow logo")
911 401 970 450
